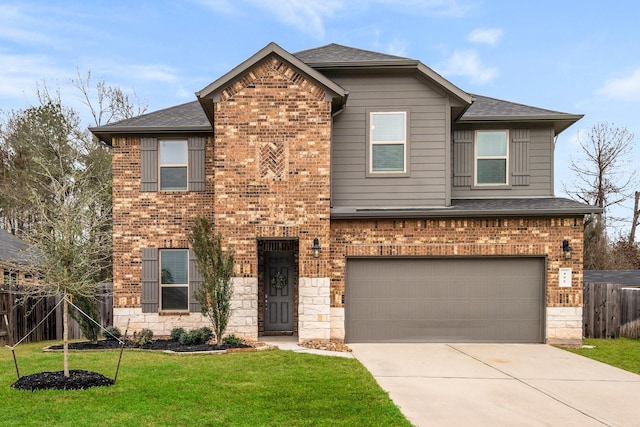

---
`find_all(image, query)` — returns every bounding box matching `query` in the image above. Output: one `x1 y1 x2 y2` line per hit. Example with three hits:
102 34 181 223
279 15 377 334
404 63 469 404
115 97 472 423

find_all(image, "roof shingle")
294 43 410 64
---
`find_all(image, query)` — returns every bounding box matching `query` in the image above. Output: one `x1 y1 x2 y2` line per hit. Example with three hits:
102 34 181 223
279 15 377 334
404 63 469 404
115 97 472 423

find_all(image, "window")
369 111 407 174
475 130 508 185
159 140 188 190
160 249 189 311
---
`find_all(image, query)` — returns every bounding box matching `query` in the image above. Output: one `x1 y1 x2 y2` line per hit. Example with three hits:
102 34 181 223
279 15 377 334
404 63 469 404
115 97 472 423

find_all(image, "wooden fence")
583 282 640 338
0 283 113 346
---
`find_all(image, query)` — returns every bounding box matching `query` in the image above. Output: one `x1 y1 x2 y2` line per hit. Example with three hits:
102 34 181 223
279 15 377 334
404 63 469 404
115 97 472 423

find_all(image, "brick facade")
107 48 588 346
111 57 334 340
330 217 585 344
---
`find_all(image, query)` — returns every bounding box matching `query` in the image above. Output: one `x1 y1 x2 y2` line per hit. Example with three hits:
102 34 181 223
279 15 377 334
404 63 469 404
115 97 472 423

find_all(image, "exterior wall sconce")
312 238 321 259
562 240 572 260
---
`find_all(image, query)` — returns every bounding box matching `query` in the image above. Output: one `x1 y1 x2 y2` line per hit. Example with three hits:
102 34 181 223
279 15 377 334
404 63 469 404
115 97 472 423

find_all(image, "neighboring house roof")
196 42 347 125
331 197 601 218
584 270 640 286
0 229 38 266
459 94 583 135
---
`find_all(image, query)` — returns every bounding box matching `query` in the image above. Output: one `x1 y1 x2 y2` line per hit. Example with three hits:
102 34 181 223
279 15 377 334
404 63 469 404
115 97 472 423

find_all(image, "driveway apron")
349 343 640 427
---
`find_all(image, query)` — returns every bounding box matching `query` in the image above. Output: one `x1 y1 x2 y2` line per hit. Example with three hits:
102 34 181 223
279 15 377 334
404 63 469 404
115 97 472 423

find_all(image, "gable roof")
295 43 473 108
0 229 39 266
196 42 347 124
459 94 583 135
294 43 410 64
89 101 210 145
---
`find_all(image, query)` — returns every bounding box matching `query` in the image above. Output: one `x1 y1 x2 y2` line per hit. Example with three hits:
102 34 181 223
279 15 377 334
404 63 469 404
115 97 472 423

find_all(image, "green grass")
0 342 410 427
565 338 640 375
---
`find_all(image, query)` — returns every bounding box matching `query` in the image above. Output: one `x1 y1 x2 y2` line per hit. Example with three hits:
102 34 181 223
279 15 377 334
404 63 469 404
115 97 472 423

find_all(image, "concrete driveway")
349 343 640 427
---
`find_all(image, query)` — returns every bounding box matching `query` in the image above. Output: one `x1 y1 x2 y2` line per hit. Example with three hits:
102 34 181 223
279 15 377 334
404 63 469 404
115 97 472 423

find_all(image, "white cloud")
197 0 345 38
440 50 498 84
0 54 69 102
598 67 640 101
468 28 503 45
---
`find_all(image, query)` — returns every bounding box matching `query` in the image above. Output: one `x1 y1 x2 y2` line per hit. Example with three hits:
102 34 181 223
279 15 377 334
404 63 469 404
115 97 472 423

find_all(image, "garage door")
345 257 545 343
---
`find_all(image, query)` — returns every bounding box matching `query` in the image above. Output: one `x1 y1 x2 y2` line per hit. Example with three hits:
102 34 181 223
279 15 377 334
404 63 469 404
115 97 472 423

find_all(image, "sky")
1 0 639 237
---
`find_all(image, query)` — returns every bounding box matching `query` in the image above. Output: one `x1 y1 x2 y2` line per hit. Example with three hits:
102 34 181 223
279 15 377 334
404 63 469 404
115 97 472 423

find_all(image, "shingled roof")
459 94 583 134
0 229 39 266
90 43 581 142
89 101 210 144
331 197 601 218
294 43 410 64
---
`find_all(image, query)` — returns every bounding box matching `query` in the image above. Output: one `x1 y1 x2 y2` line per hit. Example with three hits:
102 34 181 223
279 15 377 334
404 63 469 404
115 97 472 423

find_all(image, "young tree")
188 216 235 346
21 130 111 376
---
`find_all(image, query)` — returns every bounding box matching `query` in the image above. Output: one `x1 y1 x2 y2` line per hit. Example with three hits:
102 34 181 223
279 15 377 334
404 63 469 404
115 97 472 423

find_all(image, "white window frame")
369 111 408 175
159 249 189 312
474 130 509 186
159 139 188 191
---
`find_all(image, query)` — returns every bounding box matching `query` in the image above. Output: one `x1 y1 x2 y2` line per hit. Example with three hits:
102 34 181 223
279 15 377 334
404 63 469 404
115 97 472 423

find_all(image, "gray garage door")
345 257 545 343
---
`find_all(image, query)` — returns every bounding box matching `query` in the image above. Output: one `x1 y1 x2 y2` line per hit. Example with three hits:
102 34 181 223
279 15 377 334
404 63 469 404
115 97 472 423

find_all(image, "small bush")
178 327 213 345
131 328 154 347
170 327 186 341
103 326 122 341
222 334 243 347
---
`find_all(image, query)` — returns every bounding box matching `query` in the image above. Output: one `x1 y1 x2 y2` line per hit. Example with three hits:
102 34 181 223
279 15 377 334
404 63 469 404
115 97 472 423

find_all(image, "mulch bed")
47 338 252 353
12 370 114 391
10 339 254 391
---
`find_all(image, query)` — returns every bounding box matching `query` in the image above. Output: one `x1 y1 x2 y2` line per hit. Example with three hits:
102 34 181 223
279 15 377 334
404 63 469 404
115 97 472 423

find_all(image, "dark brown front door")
264 251 294 332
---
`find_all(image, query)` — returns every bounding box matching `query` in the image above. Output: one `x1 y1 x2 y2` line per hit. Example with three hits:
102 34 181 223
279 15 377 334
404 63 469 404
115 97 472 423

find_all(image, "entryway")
258 239 298 336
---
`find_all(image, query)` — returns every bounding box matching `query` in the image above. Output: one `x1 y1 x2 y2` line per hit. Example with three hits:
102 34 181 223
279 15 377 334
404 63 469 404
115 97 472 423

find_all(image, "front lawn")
1 342 410 426
565 338 640 375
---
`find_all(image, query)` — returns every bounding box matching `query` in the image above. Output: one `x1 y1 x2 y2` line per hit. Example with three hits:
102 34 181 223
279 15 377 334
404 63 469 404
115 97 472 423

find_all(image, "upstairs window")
369 112 407 174
159 140 188 190
160 249 189 311
475 130 508 185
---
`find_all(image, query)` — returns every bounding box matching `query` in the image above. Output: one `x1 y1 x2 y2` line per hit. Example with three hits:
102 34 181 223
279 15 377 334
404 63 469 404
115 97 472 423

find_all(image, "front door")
264 251 294 332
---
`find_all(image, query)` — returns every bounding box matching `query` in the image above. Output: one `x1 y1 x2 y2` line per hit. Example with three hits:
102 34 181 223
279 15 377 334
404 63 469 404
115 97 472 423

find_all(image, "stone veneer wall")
330 216 584 345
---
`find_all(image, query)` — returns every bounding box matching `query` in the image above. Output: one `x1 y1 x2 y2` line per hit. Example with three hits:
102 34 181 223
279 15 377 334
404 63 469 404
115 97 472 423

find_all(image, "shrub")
222 334 243 347
131 328 154 347
178 327 213 345
103 326 121 341
170 327 186 341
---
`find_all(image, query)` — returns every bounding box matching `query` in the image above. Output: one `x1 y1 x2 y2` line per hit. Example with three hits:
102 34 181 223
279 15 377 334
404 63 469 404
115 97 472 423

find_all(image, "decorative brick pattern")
213 55 332 280
259 141 286 179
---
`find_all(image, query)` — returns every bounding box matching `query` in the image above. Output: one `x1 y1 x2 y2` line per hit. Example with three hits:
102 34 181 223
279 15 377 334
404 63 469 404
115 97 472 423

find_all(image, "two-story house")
91 42 599 346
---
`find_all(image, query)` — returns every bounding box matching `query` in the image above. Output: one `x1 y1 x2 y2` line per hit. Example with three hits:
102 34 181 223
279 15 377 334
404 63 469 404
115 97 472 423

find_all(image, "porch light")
312 238 321 259
562 240 572 260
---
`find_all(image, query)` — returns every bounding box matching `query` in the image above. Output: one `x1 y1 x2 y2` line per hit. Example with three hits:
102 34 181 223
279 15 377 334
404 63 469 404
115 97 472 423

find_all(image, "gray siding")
451 126 554 198
329 73 450 208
